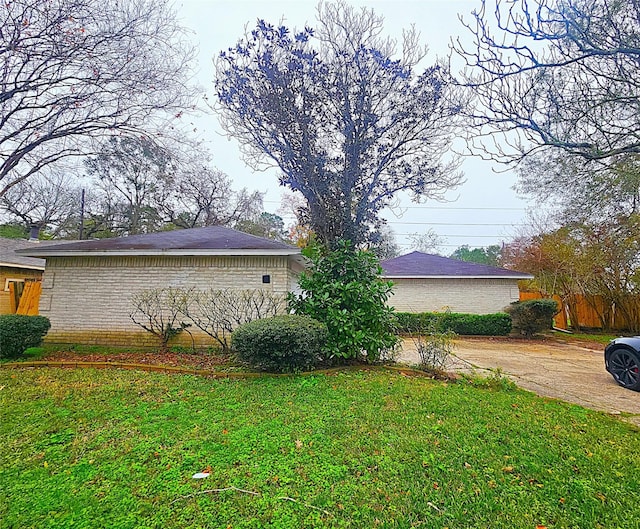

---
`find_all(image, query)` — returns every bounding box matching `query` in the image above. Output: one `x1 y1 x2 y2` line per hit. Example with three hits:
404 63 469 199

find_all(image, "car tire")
608 347 640 391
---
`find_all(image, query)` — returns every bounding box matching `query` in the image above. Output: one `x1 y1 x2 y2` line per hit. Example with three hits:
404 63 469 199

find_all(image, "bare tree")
409 230 445 254
0 0 197 198
85 136 173 235
0 138 265 239
154 161 264 229
455 0 640 165
215 1 465 247
79 185 129 239
0 170 81 237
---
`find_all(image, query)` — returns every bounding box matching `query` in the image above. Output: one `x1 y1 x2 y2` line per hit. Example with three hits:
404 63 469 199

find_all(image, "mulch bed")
40 351 236 371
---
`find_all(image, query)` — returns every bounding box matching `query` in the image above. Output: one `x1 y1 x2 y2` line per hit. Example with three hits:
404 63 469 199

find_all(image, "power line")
396 243 503 249
262 200 527 211
391 205 526 211
268 212 525 225
397 233 512 238
387 221 524 227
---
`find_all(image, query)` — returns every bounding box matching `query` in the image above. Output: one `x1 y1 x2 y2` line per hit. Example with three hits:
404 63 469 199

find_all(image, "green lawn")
553 332 619 345
1 368 638 529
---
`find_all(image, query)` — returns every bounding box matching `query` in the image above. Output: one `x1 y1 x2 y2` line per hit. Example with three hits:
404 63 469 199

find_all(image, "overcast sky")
176 0 531 253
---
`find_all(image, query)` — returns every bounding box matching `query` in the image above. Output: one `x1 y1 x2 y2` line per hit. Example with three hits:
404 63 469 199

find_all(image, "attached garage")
18 226 304 346
381 251 533 314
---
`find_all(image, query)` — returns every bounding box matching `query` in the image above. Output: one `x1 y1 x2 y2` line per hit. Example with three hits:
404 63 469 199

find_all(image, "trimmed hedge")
395 311 512 336
0 315 51 359
231 315 328 373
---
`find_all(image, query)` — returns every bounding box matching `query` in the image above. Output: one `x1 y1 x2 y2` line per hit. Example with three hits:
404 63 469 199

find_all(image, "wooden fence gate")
9 279 42 315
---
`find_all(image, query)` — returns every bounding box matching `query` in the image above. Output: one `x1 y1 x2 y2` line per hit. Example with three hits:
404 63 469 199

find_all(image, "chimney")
28 223 41 242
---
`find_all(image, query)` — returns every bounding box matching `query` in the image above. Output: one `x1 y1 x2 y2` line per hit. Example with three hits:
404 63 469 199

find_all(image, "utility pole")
79 188 85 240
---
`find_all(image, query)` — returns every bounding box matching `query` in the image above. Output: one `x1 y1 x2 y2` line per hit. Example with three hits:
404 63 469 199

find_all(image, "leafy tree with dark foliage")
216 1 464 248
450 244 501 267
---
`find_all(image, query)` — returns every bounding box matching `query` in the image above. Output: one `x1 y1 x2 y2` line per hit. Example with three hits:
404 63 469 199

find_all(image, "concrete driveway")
398 337 640 426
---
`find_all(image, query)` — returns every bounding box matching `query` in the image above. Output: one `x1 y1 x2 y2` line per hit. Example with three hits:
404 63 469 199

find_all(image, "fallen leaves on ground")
40 351 232 370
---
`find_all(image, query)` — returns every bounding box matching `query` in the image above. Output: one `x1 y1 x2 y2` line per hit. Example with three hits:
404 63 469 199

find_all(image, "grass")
551 331 620 346
561 333 620 344
1 368 638 529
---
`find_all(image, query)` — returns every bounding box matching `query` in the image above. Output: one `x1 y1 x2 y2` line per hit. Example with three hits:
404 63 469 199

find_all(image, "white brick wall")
39 255 297 345
388 277 520 314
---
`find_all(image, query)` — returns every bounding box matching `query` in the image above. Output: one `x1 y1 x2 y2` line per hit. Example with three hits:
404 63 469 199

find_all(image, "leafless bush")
129 288 191 352
180 289 287 352
409 313 456 373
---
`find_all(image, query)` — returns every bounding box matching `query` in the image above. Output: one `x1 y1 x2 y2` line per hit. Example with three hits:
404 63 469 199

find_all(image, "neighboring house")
18 226 305 346
381 251 533 314
0 238 45 314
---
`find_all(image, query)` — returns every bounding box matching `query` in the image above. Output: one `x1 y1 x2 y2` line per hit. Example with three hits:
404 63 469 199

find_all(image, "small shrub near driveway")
411 316 456 373
232 315 328 373
506 299 559 337
0 315 51 359
414 333 453 372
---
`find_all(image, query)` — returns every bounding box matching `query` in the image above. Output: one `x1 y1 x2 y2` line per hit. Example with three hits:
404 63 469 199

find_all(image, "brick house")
18 226 304 346
381 251 532 314
0 238 45 314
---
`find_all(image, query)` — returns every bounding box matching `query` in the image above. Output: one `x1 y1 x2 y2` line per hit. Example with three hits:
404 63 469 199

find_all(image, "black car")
605 337 640 391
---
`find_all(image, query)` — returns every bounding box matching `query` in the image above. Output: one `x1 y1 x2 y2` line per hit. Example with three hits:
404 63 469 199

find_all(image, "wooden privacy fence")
519 291 640 331
9 280 42 315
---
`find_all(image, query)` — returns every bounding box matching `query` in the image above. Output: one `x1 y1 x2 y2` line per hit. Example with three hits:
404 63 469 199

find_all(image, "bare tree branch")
0 0 198 197
0 169 81 236
454 0 640 164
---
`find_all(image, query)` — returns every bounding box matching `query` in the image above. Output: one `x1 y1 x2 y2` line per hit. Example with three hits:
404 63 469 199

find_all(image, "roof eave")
18 248 302 258
0 261 45 271
383 274 534 280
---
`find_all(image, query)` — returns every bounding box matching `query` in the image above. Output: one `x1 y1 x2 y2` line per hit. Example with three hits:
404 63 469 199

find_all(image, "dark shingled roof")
0 238 46 269
17 226 300 257
380 251 532 279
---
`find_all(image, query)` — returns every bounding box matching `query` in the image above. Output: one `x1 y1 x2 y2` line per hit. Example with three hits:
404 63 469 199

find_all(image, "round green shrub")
0 315 51 359
505 299 559 337
231 315 328 373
